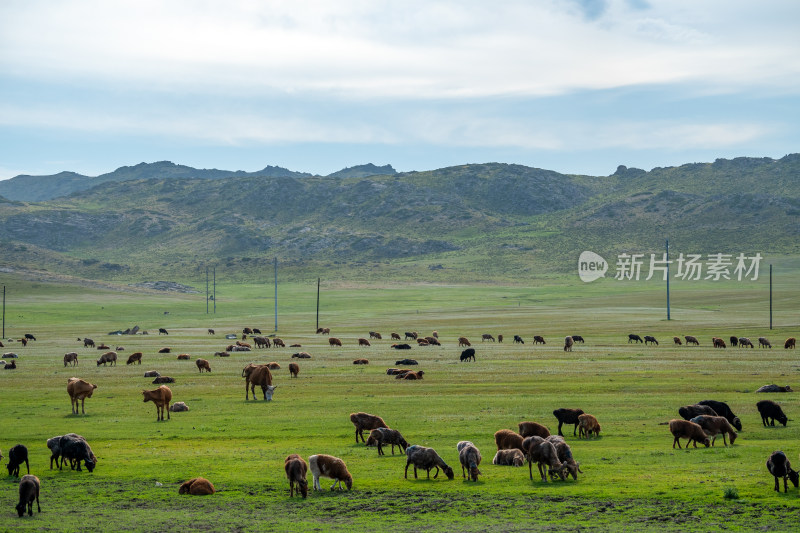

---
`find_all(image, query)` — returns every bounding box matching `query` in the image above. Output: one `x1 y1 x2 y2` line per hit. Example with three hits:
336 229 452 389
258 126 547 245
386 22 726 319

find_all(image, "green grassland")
1 269 800 531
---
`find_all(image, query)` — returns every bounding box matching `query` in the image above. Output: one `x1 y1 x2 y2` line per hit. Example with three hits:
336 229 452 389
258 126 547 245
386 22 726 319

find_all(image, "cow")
142 385 172 421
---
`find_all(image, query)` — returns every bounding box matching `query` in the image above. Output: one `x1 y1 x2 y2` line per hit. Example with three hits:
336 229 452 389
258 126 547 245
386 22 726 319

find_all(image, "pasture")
1 271 800 531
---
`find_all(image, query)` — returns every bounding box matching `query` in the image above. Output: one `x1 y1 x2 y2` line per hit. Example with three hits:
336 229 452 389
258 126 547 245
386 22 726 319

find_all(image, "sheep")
401 370 424 380
459 348 475 362
158 347 171 353
272 338 286 348
404 445 454 480
668 419 710 449
404 332 418 340
58 434 97 472
63 352 78 367
729 335 739 347
712 337 726 348
179 477 215 495
292 352 312 359
4 360 16 369
284 454 308 498
83 338 95 348
523 436 567 482
367 428 408 455
394 358 417 365
236 341 252 349
144 370 160 378
96 351 117 366
552 408 585 437
482 334 495 342
196 358 211 373
785 338 796 349
689 415 737 446
458 337 471 347
309 454 352 490
15 475 41 517
177 354 191 360
169 402 189 412
152 376 175 384
350 412 388 444
289 362 299 378
759 337 772 348
577 414 601 438
513 335 524 344
494 429 524 452
264 362 280 369
678 404 718 421
391 344 412 350
243 327 253 335
518 421 550 439
158 328 169 335
391 333 401 340
497 334 503 343
756 384 792 393
739 337 754 348
353 358 369 365
757 400 788 426
207 329 215 335
6 444 30 477
126 352 143 365
546 435 582 480
628 334 643 343
564 336 574 351
458 442 482 482
47 436 64 470
96 343 110 350
673 336 682 345
416 338 429 346
684 335 699 346
328 337 342 347
492 449 525 467
697 400 742 431
424 336 440 346
766 451 799 492
533 336 546 345
369 331 382 340
644 335 659 346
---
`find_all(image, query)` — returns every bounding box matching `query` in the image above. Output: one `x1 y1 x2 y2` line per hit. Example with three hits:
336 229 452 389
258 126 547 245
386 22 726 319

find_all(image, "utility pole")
316 277 320 332
206 266 209 314
2 285 5 339
274 257 278 332
770 264 773 330
666 239 671 321
213 266 216 314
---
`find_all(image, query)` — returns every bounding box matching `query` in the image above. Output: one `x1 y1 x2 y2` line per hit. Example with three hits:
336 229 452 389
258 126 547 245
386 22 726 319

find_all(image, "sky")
1 0 799 179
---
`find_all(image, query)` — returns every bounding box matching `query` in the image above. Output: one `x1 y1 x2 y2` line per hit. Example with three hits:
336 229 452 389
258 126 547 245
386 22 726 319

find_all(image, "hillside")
0 156 798 282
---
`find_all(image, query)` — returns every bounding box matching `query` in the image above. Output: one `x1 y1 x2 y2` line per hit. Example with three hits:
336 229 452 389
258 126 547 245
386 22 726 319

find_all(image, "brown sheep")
492 449 525 466
669 419 710 448
328 337 342 347
16 474 41 517
482 334 495 342
350 412 388 443
759 337 772 348
142 385 172 421
214 351 230 357
458 337 471 347
518 421 551 438
523 436 568 482
179 477 215 495
405 445 454 480
253 336 271 348
494 429 524 452
309 454 352 490
353 358 369 365
424 336 440 346
273 338 286 348
63 352 78 367
369 331 382 340
673 336 682 345
126 352 142 365
290 344 302 348
285 454 308 498
497 334 504 343
391 333 401 340
712 337 726 348
358 338 371 347
368 428 409 456
458 441 482 482
236 341 252 349
96 351 117 366
67 377 97 415
684 335 700 346
292 352 312 359
533 335 546 345
577 414 601 438
196 358 211 373
289 362 299 378
416 338 429 346
689 415 737 446
785 338 796 349
402 370 424 380
158 347 171 353
267 362 281 369
152 376 175 384
177 354 190 360
564 336 574 351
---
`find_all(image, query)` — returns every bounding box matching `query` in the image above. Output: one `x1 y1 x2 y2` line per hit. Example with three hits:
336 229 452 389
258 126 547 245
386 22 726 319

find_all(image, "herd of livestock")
2 326 799 518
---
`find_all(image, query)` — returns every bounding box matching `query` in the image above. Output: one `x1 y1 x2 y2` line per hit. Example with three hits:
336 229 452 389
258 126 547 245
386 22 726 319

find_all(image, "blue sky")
1 0 799 179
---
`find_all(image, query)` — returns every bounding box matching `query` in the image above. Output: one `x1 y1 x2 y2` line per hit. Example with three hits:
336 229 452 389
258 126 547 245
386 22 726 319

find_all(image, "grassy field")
1 270 800 531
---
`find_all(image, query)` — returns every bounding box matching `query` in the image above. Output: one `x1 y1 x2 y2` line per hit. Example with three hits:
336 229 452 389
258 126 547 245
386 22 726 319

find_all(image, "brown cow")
329 337 342 347
142 385 172 421
243 364 276 401
126 352 143 365
289 363 299 378
67 377 97 415
196 359 211 373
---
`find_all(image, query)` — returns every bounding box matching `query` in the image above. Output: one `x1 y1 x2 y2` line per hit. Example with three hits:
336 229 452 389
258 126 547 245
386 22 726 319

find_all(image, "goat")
458 442 482 482
285 454 309 498
404 445 454 480
669 419 710 449
767 451 799 492
309 454 352 490
350 412 388 444
15 475 41 517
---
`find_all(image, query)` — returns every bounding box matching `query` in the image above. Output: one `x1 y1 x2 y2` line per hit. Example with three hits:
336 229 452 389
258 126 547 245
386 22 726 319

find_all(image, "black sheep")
16 475 41 517
698 400 742 431
59 434 97 472
678 404 717 421
767 451 799 492
392 343 412 350
460 348 475 362
6 445 29 477
552 408 585 437
395 358 418 365
757 400 788 427
628 334 643 343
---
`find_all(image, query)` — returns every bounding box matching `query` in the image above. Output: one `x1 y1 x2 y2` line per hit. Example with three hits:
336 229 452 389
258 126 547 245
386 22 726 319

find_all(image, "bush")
723 487 739 500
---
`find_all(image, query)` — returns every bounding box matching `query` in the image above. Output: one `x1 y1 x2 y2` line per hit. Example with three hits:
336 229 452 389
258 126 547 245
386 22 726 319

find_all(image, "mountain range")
0 156 798 283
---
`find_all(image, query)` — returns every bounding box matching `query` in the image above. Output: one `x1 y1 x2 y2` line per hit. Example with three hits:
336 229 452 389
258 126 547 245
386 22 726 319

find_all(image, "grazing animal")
697 400 742 431
236 341 252 349
358 338 371 347
369 331 382 340
207 329 215 335
729 335 739 347
242 364 276 401
252 328 262 334
24 333 36 341
756 384 792 393
309 454 353 490
684 335 699 346
546 435 583 480
628 334 643 343
492 449 525 466
767 451 800 492
318 327 330 335
58 434 97 472
6 444 30 477
142 385 172 421
673 336 682 345
15 475 41 517
96 351 117 366
482 334 495 342
267 362 281 369
785 338 796 349
738 337 754 348
63 352 78 367
712 337 726 348
458 442 482 482
253 336 271 349
177 354 190 360
460 348 475 362
553 408 585 437
196 358 211 372
143 370 160 378
577 414 601 438
289 362 299 378
292 352 311 359
494 429 525 452
18 338 27 347
689 415 737 446
46 436 63 470
353 358 369 365
571 335 585 344
179 477 215 495
169 402 189 412
152 376 174 384
564 336 574 351
405 445 454 480
644 335 659 346
126 352 143 365
404 332 418 340
83 338 95 348
391 343 412 350
497 334 504 343
395 358 417 365
272 338 286 348
533 336 546 345
67 377 97 415
458 337 471 347
523 436 568 482
757 400 788 426
158 347 171 354
350 412 388 443
243 327 253 335
158 328 169 335
513 335 524 344
759 337 772 348
518 421 551 438
669 419 710 448
368 428 408 455
416 338 429 346
678 404 718 421
424 336 440 346
285 454 309 498
391 333 401 340
328 337 342 347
